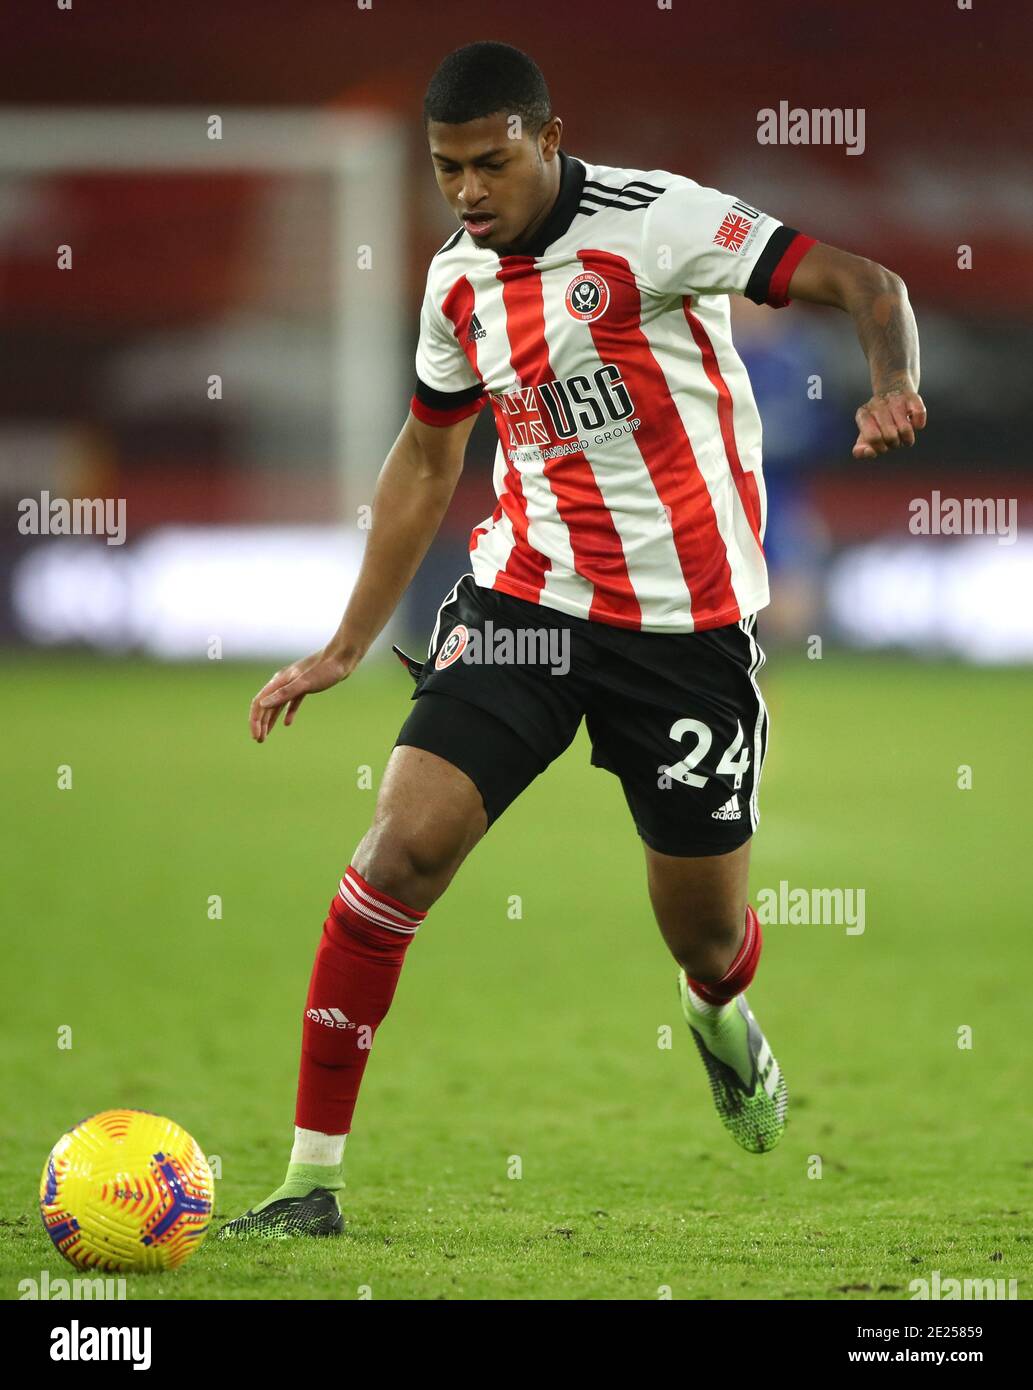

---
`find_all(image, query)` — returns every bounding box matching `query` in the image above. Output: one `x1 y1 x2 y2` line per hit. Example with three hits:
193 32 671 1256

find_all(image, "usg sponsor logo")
499 364 635 451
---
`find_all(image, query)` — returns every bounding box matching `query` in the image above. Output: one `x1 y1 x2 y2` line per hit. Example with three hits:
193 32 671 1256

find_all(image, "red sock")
687 904 762 1005
295 866 427 1134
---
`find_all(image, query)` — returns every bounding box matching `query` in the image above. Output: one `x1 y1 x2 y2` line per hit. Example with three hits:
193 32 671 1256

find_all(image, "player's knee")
665 907 745 981
352 809 469 911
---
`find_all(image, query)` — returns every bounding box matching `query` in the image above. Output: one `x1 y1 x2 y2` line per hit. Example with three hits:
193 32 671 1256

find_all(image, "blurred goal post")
0 107 408 520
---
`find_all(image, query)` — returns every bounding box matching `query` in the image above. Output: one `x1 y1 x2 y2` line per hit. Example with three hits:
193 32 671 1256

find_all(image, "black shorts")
394 574 769 857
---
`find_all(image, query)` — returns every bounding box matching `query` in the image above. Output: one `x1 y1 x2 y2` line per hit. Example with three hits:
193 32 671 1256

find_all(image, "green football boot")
678 969 787 1153
219 1187 343 1239
219 1163 344 1239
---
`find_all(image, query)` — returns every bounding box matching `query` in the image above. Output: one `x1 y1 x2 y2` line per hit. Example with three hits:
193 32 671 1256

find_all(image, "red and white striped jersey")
410 150 815 633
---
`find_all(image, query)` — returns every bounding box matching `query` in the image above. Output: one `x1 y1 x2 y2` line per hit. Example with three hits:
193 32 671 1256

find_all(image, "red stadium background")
1 0 1031 658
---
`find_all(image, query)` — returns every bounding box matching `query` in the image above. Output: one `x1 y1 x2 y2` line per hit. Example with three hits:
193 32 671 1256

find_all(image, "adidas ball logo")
711 794 741 821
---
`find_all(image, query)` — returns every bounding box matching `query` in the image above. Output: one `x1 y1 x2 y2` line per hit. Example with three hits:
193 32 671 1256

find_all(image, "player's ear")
539 116 562 157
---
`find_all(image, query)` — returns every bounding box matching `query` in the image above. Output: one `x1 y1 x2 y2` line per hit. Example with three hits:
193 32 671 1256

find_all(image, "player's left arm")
786 242 927 460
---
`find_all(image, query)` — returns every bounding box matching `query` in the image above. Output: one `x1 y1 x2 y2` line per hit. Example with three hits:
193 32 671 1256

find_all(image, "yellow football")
40 1109 214 1273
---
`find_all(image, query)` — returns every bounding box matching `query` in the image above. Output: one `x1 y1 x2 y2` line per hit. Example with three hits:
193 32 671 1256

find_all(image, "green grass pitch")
2 649 1029 1300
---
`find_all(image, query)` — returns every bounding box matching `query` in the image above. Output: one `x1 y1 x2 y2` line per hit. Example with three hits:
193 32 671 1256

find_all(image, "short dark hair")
423 42 552 133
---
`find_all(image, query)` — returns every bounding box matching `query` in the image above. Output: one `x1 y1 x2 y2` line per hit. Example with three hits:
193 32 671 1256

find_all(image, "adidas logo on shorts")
711 794 742 821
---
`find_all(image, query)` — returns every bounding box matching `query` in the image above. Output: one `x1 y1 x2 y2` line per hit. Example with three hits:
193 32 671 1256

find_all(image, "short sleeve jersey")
412 150 815 633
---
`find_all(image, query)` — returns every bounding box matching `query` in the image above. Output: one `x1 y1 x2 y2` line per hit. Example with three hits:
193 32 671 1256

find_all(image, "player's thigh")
359 675 573 909
393 573 584 833
361 575 584 907
413 572 585 767
353 739 488 911
395 684 562 822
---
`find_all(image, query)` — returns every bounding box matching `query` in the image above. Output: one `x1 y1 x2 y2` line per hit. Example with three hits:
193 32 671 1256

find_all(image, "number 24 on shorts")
664 718 749 790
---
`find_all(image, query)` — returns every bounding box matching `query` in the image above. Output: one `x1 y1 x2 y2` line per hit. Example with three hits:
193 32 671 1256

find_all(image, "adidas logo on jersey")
306 1007 355 1030
711 794 742 821
467 313 487 342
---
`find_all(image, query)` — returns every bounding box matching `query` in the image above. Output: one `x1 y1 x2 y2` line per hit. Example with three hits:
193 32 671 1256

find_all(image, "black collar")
507 149 586 258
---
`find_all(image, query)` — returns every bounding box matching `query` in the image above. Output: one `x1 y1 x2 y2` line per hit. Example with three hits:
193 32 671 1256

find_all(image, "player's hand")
852 383 927 460
249 648 356 743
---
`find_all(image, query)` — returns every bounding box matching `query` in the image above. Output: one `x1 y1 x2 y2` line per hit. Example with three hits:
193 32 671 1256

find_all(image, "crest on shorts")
435 624 469 670
565 271 610 322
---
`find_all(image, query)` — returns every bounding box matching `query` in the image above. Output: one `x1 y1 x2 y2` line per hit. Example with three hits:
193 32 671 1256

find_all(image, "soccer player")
222 42 925 1237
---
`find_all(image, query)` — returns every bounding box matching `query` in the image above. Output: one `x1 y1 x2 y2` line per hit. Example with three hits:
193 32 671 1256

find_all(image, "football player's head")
424 41 562 257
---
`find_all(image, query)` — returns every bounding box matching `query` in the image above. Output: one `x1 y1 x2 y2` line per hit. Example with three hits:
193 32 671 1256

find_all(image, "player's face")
427 114 563 256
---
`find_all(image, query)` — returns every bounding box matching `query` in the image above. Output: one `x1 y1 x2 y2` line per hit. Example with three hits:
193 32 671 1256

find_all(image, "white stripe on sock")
342 870 424 926
337 880 420 934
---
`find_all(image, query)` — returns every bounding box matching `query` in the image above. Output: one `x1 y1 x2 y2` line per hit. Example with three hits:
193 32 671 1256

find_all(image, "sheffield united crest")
564 271 610 322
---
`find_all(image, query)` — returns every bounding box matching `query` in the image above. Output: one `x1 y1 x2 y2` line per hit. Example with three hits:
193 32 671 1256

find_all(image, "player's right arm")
249 407 479 743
